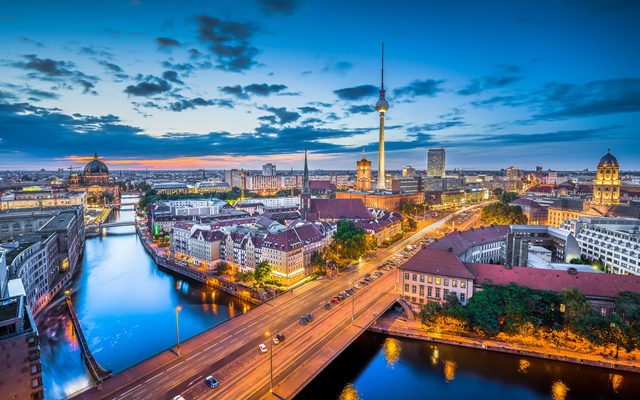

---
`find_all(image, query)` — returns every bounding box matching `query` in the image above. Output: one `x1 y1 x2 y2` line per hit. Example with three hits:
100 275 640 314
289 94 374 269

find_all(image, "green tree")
215 261 231 275
480 202 528 225
560 288 594 336
254 260 273 283
420 302 443 326
332 220 374 260
499 191 518 204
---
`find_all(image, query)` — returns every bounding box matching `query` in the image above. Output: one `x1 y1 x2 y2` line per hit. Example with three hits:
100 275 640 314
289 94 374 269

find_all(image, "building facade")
592 149 620 205
355 152 372 192
427 148 446 177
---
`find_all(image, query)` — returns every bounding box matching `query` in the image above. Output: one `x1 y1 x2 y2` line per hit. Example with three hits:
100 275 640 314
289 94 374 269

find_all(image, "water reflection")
38 198 249 398
339 383 360 400
443 359 457 382
297 332 640 400
551 380 570 400
383 337 400 368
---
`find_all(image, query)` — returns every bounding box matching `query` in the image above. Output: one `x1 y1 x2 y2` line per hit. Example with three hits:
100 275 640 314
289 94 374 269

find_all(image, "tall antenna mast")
381 42 385 90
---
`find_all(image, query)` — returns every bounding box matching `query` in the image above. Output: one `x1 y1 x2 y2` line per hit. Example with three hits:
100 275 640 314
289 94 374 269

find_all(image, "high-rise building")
593 149 620 205
224 169 249 189
375 43 389 191
262 163 276 177
402 166 416 177
427 148 446 177
505 166 520 180
355 150 372 191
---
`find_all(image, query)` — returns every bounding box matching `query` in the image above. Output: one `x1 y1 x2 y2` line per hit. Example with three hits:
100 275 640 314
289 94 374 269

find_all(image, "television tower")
375 43 389 191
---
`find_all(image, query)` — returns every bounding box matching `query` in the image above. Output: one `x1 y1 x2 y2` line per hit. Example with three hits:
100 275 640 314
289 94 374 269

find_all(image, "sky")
0 0 639 171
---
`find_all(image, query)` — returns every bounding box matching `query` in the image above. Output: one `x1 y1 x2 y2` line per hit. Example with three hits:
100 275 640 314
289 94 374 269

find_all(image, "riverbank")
369 312 640 374
136 226 265 305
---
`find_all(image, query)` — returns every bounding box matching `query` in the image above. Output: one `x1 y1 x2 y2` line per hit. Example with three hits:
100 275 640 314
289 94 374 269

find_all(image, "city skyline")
1 0 640 170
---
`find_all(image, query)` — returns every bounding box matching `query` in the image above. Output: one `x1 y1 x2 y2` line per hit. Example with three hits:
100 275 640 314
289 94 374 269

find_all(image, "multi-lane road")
74 204 483 400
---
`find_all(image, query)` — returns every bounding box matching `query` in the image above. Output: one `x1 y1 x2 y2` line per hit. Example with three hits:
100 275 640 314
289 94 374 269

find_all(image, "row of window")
404 272 467 288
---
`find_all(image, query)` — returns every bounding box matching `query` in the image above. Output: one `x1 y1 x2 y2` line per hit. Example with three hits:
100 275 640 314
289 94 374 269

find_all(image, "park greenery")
480 201 528 225
399 201 430 216
235 260 283 287
420 284 640 359
310 220 378 274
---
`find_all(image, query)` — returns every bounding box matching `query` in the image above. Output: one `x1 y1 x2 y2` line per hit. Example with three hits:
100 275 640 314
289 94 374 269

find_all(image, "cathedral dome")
84 153 109 175
598 150 618 167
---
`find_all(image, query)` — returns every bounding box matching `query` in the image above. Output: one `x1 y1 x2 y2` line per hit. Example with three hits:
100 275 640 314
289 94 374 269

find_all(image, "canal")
37 196 251 399
297 331 640 400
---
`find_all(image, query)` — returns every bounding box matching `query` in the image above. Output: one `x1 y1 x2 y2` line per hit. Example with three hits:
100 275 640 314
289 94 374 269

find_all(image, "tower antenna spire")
381 42 384 90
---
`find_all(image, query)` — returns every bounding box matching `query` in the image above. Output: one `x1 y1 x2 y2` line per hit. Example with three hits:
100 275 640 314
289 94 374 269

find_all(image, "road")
74 204 485 400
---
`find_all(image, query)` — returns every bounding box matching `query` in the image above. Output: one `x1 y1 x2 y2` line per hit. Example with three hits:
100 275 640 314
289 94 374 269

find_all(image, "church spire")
302 150 310 195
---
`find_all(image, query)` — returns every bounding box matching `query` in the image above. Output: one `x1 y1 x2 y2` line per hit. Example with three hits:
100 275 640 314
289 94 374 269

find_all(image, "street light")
175 305 182 356
265 331 273 393
349 281 355 323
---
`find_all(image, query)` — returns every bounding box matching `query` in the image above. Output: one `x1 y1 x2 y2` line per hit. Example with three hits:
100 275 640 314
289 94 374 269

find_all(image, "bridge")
85 220 137 230
71 205 484 400
65 294 112 383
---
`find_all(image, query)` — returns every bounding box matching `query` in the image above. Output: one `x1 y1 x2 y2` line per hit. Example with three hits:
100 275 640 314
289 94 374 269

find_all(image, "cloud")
393 79 444 98
24 88 59 100
156 37 181 48
10 54 99 94
334 84 378 101
347 104 374 114
255 0 302 15
162 70 184 84
19 37 44 47
259 106 300 125
323 60 353 74
533 78 640 120
219 83 288 99
298 106 320 114
98 60 128 80
124 76 171 97
458 65 522 95
195 15 259 72
168 97 233 112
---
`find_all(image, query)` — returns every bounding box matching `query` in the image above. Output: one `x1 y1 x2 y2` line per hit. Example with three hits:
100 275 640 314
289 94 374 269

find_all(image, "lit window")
460 281 466 288
436 277 441 285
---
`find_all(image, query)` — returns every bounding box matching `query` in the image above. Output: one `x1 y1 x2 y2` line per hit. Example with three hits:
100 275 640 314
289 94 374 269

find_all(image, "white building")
564 217 640 275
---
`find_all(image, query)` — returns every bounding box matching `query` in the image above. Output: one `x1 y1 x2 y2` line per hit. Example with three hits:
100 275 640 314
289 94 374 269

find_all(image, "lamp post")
265 331 273 393
349 281 355 323
175 305 182 356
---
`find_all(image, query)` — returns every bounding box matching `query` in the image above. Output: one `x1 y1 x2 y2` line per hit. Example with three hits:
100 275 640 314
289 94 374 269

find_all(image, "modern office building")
427 148 446 177
262 163 276 177
0 190 87 210
402 166 416 177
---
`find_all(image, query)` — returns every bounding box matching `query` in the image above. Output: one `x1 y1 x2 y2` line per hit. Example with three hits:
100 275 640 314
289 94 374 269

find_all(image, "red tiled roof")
465 263 640 299
400 248 475 279
308 198 372 220
428 225 508 256
309 180 336 191
263 222 324 251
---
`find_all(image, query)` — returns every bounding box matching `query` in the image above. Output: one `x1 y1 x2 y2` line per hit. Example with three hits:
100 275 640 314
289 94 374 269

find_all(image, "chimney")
448 247 453 253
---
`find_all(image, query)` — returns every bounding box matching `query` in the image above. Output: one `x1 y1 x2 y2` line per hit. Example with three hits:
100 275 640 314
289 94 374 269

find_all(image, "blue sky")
1 0 639 171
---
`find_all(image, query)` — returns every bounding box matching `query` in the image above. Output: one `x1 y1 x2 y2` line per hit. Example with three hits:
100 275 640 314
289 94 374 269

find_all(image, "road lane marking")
116 383 141 399
144 371 164 383
188 375 203 386
166 363 180 371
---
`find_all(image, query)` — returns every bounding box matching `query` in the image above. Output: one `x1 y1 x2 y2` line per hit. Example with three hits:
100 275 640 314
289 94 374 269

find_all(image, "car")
205 376 219 389
300 317 308 325
364 273 371 278
305 312 313 322
324 302 332 310
259 343 268 353
331 297 340 304
172 396 186 400
353 284 360 290
276 333 285 342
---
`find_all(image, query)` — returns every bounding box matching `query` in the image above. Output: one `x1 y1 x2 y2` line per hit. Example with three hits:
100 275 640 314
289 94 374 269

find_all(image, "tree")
215 261 231 275
254 260 273 283
560 288 594 336
310 251 329 275
331 220 374 260
402 217 417 232
480 202 528 225
420 302 443 326
499 191 517 204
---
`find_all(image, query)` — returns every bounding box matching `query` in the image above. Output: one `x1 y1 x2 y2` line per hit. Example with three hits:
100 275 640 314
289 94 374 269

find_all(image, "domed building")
68 153 119 205
592 149 620 205
83 153 111 185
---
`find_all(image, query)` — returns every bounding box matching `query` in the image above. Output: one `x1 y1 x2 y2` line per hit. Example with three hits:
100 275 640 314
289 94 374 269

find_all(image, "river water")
297 331 640 400
37 196 251 399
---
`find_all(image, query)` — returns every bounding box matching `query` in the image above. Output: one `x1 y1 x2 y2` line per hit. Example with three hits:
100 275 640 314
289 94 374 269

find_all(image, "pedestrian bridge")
85 220 137 229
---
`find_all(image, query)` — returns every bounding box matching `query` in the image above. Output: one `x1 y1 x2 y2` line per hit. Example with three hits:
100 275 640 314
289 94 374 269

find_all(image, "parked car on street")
205 376 219 389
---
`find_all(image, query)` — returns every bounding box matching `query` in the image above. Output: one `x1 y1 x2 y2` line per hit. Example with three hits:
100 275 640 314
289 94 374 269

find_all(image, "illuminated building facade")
355 151 372 192
592 149 620 205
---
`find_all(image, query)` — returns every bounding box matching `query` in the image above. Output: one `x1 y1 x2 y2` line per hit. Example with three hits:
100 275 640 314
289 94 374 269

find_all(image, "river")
297 331 640 400
37 196 251 399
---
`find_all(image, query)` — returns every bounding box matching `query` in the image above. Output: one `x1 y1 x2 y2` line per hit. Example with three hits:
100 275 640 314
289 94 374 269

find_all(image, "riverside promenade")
369 312 640 374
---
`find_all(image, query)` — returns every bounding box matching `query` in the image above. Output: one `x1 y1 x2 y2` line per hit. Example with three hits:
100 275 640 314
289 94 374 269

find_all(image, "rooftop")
428 225 508 256
400 248 475 280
